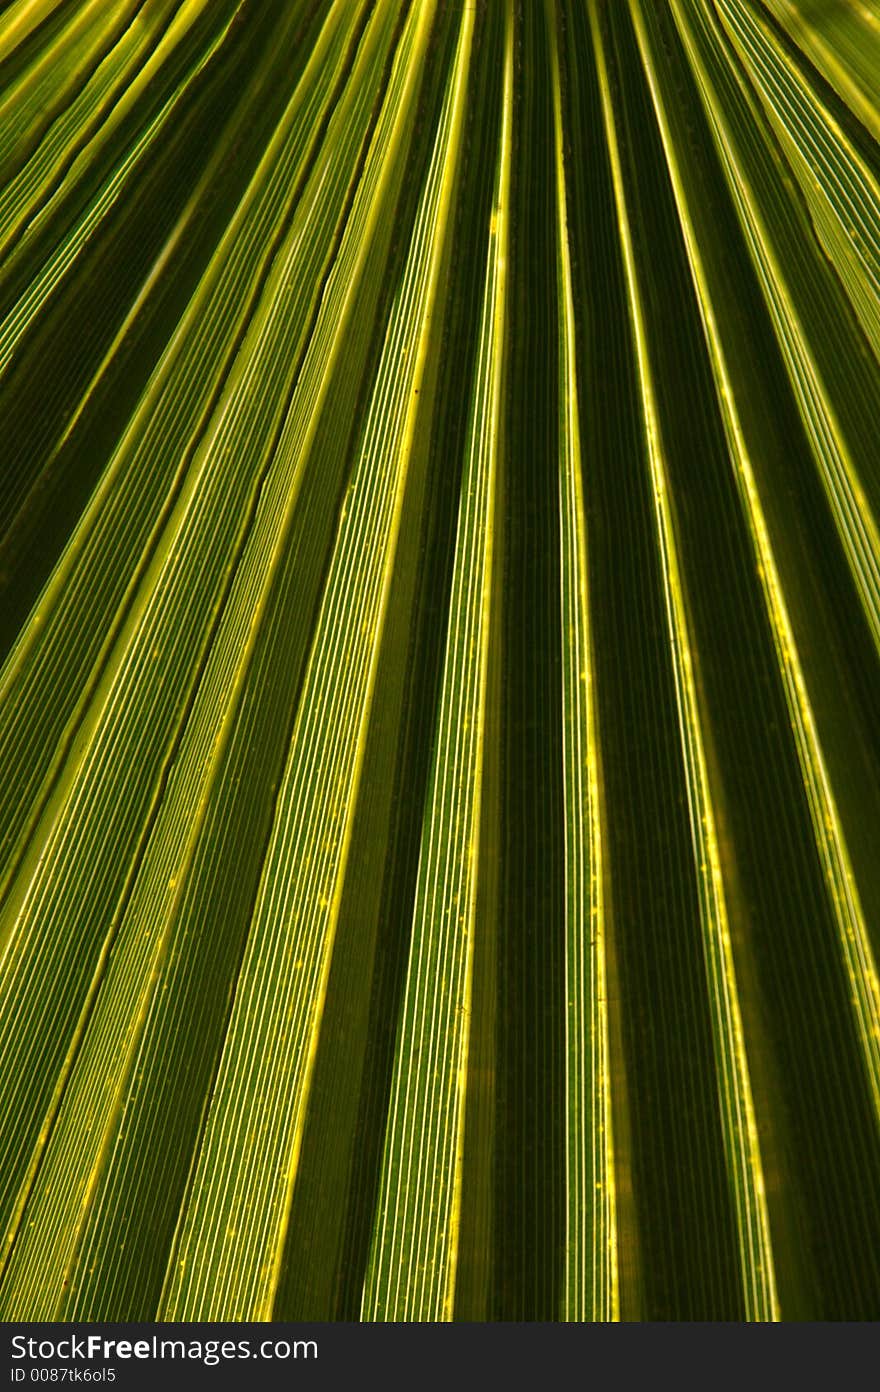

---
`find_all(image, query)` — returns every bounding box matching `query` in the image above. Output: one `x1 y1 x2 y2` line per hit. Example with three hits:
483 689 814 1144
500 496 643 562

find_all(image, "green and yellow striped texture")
1 0 879 1322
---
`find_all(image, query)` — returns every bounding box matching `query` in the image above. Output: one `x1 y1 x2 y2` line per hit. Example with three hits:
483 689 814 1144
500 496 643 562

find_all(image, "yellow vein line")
360 2 512 1325
704 0 880 655
759 0 880 143
0 0 71 67
0 0 370 1291
546 0 617 1324
591 0 778 1321
0 0 234 377
156 0 473 1321
0 0 399 1316
670 0 880 1135
727 0 880 286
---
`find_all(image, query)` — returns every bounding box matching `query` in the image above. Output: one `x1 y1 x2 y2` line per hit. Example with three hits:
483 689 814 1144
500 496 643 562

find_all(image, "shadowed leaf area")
1 0 879 1322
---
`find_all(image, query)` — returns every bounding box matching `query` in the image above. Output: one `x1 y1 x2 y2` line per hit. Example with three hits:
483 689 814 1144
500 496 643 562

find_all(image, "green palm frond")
1 0 879 1322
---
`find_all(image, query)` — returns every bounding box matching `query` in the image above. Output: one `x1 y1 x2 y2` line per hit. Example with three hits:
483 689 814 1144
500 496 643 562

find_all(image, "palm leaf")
1 0 879 1321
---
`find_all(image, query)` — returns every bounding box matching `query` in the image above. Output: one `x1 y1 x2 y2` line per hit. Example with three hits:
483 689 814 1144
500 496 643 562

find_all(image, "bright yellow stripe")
591 0 779 1321
546 0 617 1324
0 0 394 1318
156 0 478 1321
670 0 880 1135
760 0 880 143
697 0 880 661
0 0 68 66
360 4 511 1324
444 4 509 1321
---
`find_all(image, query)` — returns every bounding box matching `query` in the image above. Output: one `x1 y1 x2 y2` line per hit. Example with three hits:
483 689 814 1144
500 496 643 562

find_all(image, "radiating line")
591 0 778 1322
360 1 511 1324
546 0 617 1325
671 0 880 1141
